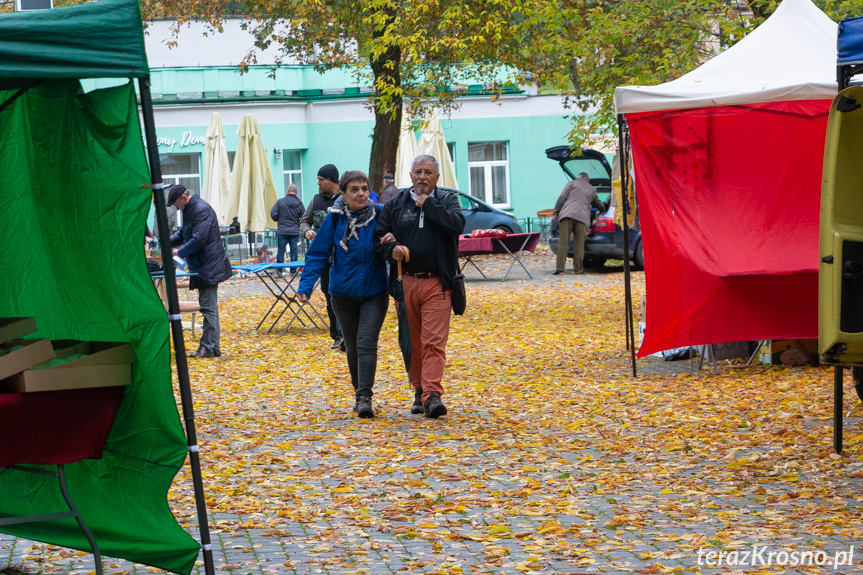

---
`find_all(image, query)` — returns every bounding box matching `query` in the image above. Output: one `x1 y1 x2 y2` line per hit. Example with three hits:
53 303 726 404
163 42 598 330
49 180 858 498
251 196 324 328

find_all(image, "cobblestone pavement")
4 248 862 574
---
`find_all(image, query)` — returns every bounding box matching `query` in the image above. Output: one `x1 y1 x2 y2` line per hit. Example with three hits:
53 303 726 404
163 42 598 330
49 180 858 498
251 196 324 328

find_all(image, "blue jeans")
331 290 389 399
276 234 299 263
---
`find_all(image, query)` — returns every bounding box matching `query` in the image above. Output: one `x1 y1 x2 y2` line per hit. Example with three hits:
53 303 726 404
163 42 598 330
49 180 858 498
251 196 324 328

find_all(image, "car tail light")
593 217 616 232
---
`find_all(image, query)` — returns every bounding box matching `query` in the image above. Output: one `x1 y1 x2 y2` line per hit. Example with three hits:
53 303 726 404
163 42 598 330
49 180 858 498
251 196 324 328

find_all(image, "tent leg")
618 115 636 378
57 465 103 575
138 77 216 575
834 366 844 454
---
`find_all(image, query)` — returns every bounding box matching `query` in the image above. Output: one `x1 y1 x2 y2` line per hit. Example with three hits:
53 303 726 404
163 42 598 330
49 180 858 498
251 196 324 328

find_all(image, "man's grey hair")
287 183 298 194
411 154 440 174
578 172 590 179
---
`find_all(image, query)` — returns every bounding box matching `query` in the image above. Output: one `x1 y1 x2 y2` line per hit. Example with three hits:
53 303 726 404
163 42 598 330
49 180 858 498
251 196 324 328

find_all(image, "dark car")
399 186 523 234
545 146 642 269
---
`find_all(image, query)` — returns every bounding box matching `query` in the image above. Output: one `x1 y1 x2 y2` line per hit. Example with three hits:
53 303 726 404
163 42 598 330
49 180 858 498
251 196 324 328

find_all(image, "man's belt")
404 271 438 279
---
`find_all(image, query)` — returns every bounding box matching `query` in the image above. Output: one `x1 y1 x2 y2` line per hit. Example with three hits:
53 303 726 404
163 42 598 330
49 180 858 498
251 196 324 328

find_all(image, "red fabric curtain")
627 100 830 357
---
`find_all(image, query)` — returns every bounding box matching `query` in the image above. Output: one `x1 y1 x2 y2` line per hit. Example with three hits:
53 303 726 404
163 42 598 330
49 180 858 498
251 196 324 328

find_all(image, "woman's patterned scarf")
328 196 376 253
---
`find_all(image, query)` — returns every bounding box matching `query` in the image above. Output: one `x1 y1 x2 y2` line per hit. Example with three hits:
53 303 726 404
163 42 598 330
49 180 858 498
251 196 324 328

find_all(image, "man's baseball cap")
166 184 187 207
382 173 394 180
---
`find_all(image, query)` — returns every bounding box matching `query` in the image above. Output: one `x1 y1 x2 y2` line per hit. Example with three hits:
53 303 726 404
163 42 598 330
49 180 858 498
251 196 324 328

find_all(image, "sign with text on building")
143 131 206 152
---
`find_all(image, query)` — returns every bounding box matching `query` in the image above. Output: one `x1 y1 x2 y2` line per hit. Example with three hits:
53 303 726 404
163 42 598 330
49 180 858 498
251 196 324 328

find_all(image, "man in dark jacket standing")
375 155 465 418
380 173 400 203
299 164 343 349
167 185 233 358
270 183 304 264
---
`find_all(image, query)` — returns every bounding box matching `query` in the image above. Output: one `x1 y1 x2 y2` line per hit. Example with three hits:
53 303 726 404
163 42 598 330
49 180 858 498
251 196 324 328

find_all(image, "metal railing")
518 217 551 243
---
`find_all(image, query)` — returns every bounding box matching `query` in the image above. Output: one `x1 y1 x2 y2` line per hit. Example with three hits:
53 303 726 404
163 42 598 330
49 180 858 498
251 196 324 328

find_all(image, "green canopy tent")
0 1 214 573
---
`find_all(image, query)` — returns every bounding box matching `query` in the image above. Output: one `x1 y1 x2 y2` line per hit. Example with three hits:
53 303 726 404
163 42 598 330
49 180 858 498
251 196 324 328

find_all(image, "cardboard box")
759 339 818 366
9 341 136 393
0 317 38 344
0 338 56 381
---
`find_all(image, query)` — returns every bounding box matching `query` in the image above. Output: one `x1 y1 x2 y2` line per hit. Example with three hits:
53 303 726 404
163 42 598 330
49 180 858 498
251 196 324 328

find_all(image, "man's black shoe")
423 392 447 419
410 389 424 415
552 270 563 275
329 339 341 350
339 338 346 352
356 397 374 418
213 348 222 357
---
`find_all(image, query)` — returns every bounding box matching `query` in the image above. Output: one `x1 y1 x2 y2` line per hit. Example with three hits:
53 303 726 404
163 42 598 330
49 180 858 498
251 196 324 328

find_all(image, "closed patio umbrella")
418 108 459 188
202 112 231 226
394 113 419 187
227 114 278 232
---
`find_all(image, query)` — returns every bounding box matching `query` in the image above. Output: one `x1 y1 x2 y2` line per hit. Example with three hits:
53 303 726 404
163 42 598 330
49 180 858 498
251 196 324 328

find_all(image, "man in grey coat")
167 185 233 358
270 183 304 264
551 172 606 275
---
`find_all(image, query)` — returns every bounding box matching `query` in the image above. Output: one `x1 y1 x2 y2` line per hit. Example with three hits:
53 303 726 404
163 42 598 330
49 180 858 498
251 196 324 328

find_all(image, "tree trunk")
367 8 402 197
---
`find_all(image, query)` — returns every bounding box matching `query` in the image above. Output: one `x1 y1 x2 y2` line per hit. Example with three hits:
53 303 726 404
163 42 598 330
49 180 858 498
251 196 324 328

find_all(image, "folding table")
0 386 126 575
458 232 541 280
232 262 328 334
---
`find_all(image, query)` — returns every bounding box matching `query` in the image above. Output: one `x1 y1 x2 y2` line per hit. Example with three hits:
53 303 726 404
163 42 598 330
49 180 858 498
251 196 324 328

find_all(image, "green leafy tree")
138 0 541 192
522 0 860 148
22 0 863 158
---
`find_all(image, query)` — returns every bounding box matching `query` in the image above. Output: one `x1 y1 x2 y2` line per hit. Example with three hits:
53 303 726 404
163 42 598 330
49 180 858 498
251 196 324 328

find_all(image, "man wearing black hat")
380 173 400 203
299 164 344 349
166 185 233 358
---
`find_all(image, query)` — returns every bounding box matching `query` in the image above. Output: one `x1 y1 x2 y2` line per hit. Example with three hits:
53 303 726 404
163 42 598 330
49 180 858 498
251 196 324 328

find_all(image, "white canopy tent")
611 0 839 361
614 0 837 114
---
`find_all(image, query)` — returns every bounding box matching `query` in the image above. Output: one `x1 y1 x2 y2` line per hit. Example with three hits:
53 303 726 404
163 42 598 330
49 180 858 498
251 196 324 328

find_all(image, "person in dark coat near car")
270 183 304 264
167 185 233 358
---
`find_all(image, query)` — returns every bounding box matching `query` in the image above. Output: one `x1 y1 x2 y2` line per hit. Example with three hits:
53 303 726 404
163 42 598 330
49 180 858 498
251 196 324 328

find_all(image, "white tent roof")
614 0 837 114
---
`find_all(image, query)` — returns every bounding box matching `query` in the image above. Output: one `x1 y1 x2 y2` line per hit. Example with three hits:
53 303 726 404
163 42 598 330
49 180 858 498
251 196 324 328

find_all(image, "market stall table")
458 232 541 281
232 262 327 334
0 386 126 575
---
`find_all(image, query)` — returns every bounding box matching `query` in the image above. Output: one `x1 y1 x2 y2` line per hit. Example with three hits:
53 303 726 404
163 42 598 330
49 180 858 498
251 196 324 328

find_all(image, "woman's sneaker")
410 389 424 415
356 397 374 418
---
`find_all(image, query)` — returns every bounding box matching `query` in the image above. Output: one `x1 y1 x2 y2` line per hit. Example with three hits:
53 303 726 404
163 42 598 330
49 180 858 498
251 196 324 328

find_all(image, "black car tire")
632 241 644 271
494 224 514 233
583 258 607 268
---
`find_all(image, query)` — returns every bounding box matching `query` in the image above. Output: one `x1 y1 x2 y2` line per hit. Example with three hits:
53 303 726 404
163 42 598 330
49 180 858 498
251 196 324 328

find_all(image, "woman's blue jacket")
297 205 388 299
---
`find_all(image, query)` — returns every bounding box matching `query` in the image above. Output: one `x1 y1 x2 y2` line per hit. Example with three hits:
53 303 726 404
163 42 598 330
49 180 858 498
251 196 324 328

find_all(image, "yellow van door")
820 86 863 365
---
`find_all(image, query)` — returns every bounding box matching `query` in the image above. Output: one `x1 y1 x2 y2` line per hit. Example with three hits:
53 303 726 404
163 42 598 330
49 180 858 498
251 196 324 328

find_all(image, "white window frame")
467 141 510 208
282 150 303 202
159 153 201 227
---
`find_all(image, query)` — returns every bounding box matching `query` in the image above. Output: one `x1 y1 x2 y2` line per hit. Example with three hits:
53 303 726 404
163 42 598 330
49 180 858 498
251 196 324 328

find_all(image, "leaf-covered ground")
4 255 863 574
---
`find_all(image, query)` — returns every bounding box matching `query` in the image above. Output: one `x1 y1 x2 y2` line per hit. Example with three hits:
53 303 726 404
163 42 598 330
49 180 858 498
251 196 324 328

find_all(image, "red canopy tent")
613 0 837 357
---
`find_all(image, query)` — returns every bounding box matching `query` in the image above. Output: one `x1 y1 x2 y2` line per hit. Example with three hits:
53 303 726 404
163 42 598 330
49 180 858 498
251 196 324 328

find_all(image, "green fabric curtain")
0 80 199 574
0 0 148 83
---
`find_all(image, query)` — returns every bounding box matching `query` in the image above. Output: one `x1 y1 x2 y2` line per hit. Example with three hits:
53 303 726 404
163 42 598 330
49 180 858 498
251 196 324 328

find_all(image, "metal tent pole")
617 114 637 377
138 77 216 575
834 366 843 454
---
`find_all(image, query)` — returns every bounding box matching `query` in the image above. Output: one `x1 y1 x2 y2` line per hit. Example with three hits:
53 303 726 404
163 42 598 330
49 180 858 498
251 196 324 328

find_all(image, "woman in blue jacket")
298 170 388 418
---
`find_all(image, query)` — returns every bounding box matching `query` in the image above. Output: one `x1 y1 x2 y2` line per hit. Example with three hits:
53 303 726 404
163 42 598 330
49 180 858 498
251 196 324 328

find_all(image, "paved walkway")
3 249 862 574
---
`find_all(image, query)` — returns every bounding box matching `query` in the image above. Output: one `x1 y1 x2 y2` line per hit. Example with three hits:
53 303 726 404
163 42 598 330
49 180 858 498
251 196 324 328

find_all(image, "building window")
447 142 455 163
282 150 303 201
160 153 201 194
467 141 509 207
